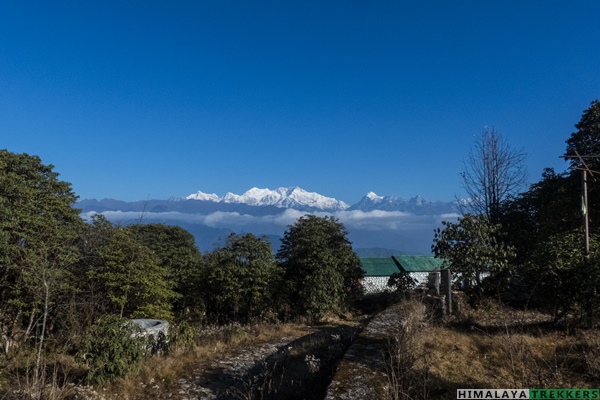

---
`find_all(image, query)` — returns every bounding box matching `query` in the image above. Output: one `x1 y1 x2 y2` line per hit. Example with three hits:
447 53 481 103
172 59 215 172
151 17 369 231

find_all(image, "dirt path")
168 325 361 400
66 323 364 400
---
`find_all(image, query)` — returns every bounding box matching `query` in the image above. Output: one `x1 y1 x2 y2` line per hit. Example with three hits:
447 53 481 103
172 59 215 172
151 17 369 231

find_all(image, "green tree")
498 169 580 263
494 101 600 324
432 214 515 287
565 100 600 169
277 215 363 322
523 230 600 324
85 220 178 320
0 150 84 351
563 100 600 239
201 233 281 323
127 224 203 317
74 214 118 327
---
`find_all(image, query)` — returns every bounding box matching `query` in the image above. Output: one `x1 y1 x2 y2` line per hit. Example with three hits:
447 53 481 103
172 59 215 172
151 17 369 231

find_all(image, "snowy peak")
187 186 349 211
349 192 458 215
222 187 283 206
279 187 349 210
186 191 221 202
350 192 405 212
366 191 384 202
184 187 457 214
411 195 426 205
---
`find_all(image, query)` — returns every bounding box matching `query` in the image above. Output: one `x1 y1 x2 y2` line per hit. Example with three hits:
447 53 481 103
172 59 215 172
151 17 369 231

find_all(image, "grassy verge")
384 299 600 400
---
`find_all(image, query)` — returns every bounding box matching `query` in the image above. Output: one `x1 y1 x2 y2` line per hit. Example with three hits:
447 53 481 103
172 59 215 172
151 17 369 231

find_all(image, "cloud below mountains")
82 208 460 254
78 186 463 253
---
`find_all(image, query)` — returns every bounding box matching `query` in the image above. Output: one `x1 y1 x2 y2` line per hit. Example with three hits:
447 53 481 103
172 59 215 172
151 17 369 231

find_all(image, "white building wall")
362 276 391 293
363 272 434 293
410 272 430 287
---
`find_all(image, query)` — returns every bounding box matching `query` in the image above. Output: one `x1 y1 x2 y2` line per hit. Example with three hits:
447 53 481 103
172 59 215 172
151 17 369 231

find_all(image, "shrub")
77 315 148 384
169 321 196 352
388 271 417 295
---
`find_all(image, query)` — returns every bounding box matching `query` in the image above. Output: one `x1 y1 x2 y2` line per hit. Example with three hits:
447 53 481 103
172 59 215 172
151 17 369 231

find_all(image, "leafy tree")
498 168 580 264
563 100 600 239
277 215 363 322
460 128 527 223
127 224 203 317
522 230 600 324
85 220 178 320
201 233 281 323
72 214 118 329
432 213 515 287
565 100 600 169
489 101 600 323
0 150 84 351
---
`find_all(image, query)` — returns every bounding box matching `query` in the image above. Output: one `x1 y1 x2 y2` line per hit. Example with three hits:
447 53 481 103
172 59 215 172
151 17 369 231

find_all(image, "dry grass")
1 316 363 400
417 326 577 389
402 304 600 398
101 322 321 399
5 303 600 400
385 300 430 400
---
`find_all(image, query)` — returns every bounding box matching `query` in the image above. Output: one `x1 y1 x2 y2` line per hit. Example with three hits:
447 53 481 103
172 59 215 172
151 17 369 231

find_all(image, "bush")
169 321 196 352
77 315 148 384
388 271 417 295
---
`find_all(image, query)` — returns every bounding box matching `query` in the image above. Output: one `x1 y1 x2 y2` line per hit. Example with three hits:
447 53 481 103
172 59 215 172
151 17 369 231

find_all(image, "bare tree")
460 128 527 222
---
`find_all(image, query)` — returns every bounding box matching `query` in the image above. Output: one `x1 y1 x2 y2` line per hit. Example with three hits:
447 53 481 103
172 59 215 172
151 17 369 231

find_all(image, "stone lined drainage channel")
173 325 362 400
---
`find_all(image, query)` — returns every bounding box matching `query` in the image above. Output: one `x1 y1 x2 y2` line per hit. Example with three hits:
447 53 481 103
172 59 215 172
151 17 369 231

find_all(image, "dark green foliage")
201 233 282 323
432 214 515 287
0 150 84 349
126 224 203 317
565 99 600 169
84 219 178 320
388 271 417 294
520 231 600 323
78 315 148 384
169 320 196 351
562 101 600 239
277 215 363 322
464 101 600 326
498 169 580 265
73 214 118 329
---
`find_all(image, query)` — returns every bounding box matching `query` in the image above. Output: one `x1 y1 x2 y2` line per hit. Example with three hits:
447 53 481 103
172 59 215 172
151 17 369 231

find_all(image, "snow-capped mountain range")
186 187 350 211
77 186 460 254
183 186 458 214
79 186 458 215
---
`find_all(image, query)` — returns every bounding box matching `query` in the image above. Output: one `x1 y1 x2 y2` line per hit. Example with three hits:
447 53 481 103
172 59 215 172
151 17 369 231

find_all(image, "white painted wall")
363 272 432 293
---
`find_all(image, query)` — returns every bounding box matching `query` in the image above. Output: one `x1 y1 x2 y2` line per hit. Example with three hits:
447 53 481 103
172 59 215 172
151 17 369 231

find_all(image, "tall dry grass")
384 298 600 400
385 299 431 400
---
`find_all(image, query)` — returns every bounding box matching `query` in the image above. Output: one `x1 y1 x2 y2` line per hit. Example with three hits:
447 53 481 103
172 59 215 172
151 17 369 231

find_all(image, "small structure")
360 255 446 293
131 319 169 338
131 319 170 354
393 255 446 287
361 257 402 293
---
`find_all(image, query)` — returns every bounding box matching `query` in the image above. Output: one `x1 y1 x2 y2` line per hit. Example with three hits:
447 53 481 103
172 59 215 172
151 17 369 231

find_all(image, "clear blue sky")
1 1 599 204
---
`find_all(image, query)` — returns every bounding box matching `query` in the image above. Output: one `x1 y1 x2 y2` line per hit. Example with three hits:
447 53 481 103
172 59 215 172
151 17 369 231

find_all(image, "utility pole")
582 168 590 258
561 152 599 259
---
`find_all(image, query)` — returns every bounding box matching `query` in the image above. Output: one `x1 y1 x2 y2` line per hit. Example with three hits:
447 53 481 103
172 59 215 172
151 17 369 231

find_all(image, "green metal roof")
392 255 446 272
360 258 401 276
361 255 447 276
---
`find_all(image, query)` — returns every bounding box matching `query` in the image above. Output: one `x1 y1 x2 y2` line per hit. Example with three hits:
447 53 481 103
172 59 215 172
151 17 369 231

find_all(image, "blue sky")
1 1 599 204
